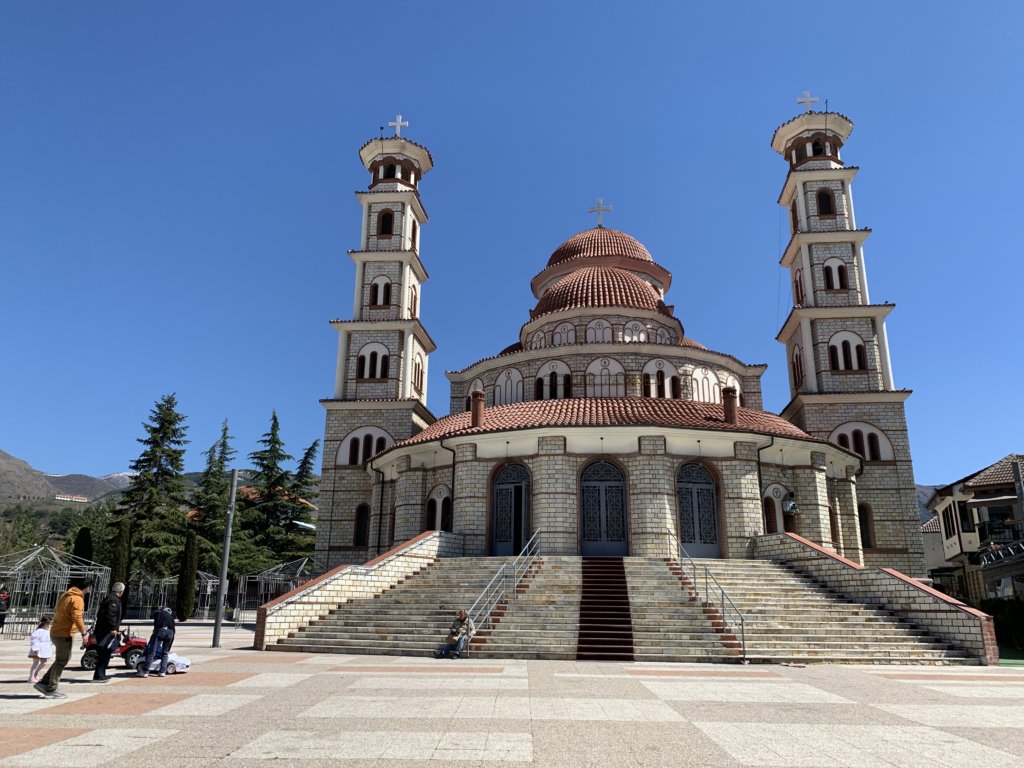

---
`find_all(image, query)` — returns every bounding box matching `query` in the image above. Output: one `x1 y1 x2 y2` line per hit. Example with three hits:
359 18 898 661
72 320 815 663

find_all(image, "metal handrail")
468 530 542 635
679 545 747 663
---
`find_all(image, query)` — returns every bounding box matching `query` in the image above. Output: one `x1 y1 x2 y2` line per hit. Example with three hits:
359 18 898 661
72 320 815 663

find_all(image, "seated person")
433 608 475 659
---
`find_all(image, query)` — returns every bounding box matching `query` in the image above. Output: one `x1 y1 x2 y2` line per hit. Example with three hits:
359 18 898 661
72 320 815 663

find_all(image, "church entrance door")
677 464 720 558
492 463 529 556
580 461 628 556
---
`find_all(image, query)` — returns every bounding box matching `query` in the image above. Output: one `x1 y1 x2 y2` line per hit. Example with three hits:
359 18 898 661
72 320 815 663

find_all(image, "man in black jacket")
137 606 175 678
92 582 124 682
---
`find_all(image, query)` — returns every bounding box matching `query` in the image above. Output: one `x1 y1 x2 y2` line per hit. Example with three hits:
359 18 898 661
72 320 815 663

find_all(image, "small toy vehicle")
134 652 191 675
80 626 148 671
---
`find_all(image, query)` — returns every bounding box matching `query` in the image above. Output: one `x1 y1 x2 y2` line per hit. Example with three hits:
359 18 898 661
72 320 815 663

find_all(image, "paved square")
0 624 1022 766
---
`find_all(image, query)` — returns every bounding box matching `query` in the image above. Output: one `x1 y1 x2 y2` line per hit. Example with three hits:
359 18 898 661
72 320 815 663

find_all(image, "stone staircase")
692 558 975 665
269 556 509 656
268 554 976 664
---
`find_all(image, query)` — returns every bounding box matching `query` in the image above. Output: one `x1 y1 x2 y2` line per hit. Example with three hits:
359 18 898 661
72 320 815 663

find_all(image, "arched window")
537 362 571 399
411 220 418 250
529 331 546 350
816 189 835 216
852 430 865 457
378 210 394 236
357 342 389 379
812 140 824 156
493 368 524 405
348 439 360 465
362 434 373 463
380 354 389 379
763 497 778 534
790 201 800 233
691 367 721 404
867 432 881 462
623 322 648 342
563 374 573 398
654 327 671 344
585 319 612 343
367 273 391 306
383 164 396 179
858 504 875 549
335 426 394 462
855 344 866 371
828 331 867 371
425 499 436 532
441 497 453 532
837 434 850 450
670 376 681 398
824 258 847 292
369 351 378 378
794 269 806 306
413 354 425 393
677 463 719 557
830 422 893 461
552 323 576 346
354 504 370 547
426 485 453 532
642 359 677 399
369 283 378 305
585 358 625 397
824 265 835 290
656 370 666 398
837 264 849 290
492 463 530 556
375 436 386 455
792 346 804 387
642 374 652 397
408 285 418 318
841 340 853 370
534 377 544 400
356 355 366 379
549 371 558 398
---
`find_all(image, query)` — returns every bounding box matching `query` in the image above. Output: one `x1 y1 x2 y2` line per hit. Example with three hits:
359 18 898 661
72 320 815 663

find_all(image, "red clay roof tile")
533 266 671 319
547 227 653 267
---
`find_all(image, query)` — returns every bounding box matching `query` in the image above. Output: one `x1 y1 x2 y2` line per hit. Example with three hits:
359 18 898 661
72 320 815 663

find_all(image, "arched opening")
369 351 378 378
580 460 628 556
852 430 865 457
375 436 386 455
549 371 558 398
837 264 849 289
380 355 389 379
677 464 719 558
411 220 418 250
816 189 835 216
763 497 778 534
348 439 360 466
354 504 370 547
670 376 681 399
441 497 453 532
378 211 394 236
383 164 396 179
855 345 866 371
812 140 824 156
534 377 544 400
425 498 437 531
824 265 835 290
842 340 853 370
563 374 573 398
642 374 652 397
382 282 392 305
656 370 666 398
492 463 530 556
369 283 379 305
356 355 366 379
362 434 373 463
837 434 850 450
867 433 881 462
828 345 840 371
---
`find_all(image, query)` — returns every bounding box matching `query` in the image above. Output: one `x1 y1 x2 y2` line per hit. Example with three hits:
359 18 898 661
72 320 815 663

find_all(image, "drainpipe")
369 458 386 555
755 436 775 550
439 436 457 515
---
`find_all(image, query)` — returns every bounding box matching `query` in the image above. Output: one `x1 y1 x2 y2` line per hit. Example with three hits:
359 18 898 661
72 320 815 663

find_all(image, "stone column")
454 444 489 555
393 456 421 542
792 451 830 544
625 436 675 558
529 437 576 555
719 441 762 558
838 466 864 564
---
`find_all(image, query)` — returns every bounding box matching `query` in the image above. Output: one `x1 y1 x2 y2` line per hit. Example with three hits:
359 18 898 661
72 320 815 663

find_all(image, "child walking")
28 617 52 683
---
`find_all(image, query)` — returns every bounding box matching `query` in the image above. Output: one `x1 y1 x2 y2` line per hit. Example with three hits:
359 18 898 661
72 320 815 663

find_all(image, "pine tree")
287 439 320 530
72 527 93 562
174 526 198 621
247 412 293 529
123 394 190 577
111 515 132 586
192 420 235 573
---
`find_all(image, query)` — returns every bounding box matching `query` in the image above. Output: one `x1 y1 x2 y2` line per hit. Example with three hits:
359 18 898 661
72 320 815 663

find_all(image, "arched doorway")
492 463 530 555
580 460 628 556
677 464 719 558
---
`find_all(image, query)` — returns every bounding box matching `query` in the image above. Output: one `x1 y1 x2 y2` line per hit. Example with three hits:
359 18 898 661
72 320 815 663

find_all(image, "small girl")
28 616 52 684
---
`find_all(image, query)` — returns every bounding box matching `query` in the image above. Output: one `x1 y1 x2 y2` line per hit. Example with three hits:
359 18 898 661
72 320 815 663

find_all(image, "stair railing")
467 529 542 635
679 545 747 664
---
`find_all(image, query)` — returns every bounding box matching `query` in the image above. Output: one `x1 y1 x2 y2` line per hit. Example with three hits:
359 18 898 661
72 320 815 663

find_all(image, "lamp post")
211 469 238 648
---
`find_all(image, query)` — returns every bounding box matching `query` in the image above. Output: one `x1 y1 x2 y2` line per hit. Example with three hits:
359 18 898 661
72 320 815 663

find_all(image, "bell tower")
315 115 438 570
772 97 924 576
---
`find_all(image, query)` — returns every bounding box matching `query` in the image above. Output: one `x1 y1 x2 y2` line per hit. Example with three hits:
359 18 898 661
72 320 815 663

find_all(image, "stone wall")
256 530 464 650
752 532 997 665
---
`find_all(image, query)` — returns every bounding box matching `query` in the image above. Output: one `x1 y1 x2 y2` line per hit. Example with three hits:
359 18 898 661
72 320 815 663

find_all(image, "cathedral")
313 106 925 578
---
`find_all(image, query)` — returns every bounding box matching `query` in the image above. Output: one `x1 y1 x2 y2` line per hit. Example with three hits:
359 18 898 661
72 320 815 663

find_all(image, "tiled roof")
964 454 1024 489
547 227 653 267
770 110 855 147
921 515 941 533
533 267 671 319
359 135 434 166
394 398 811 448
498 342 523 356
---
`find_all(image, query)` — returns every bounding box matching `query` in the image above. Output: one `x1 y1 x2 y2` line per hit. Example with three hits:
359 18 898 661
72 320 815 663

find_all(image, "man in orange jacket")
33 579 92 698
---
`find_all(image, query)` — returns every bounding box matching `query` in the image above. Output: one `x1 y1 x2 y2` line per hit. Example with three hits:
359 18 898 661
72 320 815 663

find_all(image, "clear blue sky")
2 2 1021 484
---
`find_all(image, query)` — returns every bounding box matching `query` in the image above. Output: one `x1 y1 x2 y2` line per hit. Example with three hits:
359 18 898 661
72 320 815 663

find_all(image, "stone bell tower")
772 95 924 576
315 115 438 571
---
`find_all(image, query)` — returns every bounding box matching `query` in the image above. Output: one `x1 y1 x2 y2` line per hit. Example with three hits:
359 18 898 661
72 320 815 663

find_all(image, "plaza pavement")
0 622 1023 767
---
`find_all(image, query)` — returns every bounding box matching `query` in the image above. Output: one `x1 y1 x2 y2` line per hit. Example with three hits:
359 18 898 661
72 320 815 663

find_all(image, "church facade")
313 109 925 578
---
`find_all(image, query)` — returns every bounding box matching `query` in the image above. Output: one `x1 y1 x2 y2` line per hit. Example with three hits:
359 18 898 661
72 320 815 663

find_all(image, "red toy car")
80 626 147 671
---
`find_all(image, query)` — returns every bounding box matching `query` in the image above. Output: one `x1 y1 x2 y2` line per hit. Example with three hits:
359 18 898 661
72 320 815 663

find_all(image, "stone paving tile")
877 703 1024 728
882 673 1024 682
212 653 313 664
34 692 190 715
641 679 853 703
227 672 312 688
144 693 263 717
145 671 254 687
349 676 529 690
335 665 506 674
918 683 1024 698
0 693 98 715
0 727 177 767
0 728 88 760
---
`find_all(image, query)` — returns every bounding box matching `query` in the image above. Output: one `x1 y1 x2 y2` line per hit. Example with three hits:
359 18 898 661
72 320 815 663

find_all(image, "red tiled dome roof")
534 266 668 318
395 398 812 448
547 227 653 267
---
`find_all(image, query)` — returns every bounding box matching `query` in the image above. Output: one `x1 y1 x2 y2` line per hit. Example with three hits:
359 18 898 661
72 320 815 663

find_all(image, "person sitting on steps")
433 608 475 659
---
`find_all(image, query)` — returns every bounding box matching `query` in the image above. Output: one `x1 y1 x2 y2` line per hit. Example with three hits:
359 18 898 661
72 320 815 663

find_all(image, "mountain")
46 473 122 500
99 472 136 490
0 449 58 501
916 484 940 525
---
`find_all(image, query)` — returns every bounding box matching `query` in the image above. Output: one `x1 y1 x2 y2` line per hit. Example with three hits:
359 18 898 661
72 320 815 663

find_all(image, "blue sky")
1 2 1021 484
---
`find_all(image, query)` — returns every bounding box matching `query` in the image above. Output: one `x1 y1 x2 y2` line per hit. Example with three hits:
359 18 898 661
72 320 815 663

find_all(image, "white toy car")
135 652 191 675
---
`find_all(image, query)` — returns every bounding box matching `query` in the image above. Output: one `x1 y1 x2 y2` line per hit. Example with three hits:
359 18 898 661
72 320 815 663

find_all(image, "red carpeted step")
576 557 634 662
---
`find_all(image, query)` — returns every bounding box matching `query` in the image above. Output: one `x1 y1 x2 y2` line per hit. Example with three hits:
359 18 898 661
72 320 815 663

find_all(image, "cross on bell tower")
796 90 819 113
588 197 612 227
388 113 409 137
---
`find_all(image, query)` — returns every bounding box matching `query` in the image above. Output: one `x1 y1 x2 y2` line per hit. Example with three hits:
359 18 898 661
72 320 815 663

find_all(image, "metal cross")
587 197 612 227
796 90 819 113
388 114 409 136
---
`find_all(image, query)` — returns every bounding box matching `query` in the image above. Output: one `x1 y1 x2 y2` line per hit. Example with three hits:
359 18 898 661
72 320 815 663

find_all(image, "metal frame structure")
131 570 221 620
0 546 110 640
233 557 321 627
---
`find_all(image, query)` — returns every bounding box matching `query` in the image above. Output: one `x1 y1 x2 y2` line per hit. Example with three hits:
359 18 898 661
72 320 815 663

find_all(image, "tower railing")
467 530 542 636
678 545 747 663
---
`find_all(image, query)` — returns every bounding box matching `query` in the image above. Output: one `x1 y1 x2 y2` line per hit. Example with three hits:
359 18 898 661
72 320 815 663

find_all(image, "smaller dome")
534 266 668 318
547 227 653 268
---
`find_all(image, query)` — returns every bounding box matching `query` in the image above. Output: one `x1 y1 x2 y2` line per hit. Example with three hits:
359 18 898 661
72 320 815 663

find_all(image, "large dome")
533 266 668 318
547 227 653 268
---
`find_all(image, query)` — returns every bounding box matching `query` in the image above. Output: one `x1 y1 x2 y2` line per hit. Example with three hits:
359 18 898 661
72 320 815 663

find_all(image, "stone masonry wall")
753 533 997 664
256 530 464 650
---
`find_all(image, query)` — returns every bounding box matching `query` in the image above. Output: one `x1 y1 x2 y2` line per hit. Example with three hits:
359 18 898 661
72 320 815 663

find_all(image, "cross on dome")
389 113 409 137
587 197 612 227
796 90 819 113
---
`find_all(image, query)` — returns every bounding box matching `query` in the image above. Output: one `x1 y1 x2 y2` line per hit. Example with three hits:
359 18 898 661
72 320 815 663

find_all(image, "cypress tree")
174 526 198 621
111 515 132 586
72 526 94 562
192 420 235 573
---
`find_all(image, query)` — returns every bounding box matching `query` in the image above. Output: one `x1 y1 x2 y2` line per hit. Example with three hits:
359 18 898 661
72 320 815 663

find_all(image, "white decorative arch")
623 321 648 343
827 330 867 371
368 275 392 306
425 484 453 530
585 358 625 397
585 319 612 343
356 342 390 379
535 359 572 399
337 426 395 466
823 257 849 290
641 359 679 398
829 422 894 462
528 331 546 350
654 326 672 344
724 375 741 396
691 367 721 404
551 323 576 346
494 368 524 405
469 378 484 394
761 483 793 534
